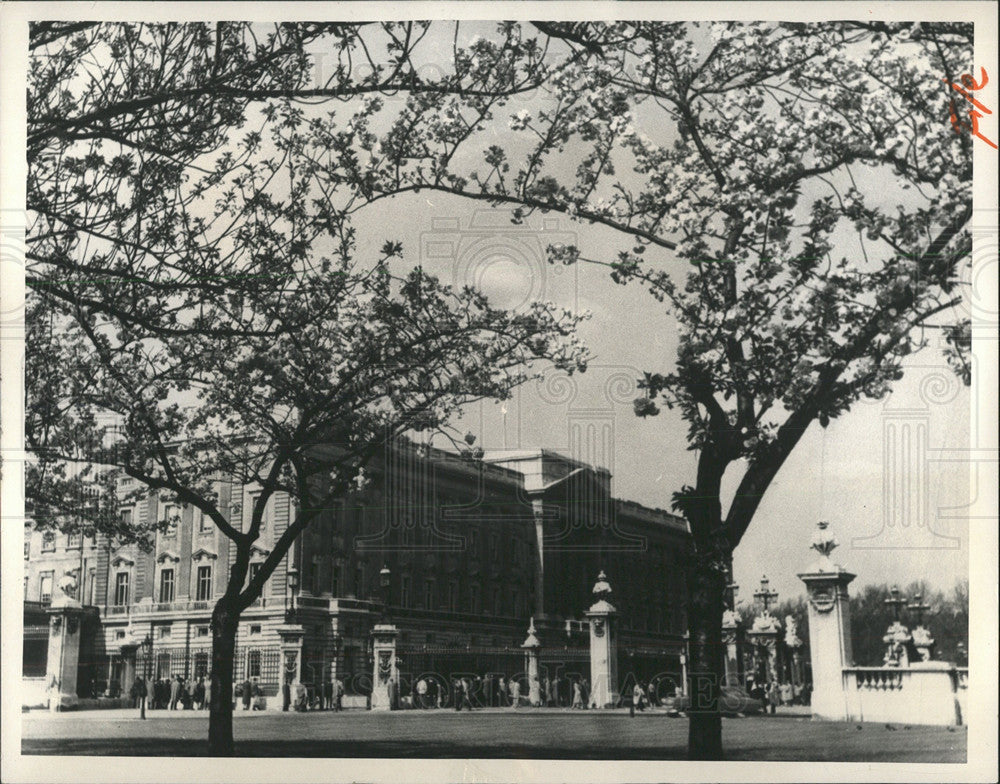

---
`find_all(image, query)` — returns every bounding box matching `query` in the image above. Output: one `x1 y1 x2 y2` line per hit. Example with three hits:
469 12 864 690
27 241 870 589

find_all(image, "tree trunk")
208 598 240 756
685 556 727 761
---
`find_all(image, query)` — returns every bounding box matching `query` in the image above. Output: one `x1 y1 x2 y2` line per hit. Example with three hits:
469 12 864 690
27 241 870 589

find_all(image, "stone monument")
908 594 936 663
882 586 912 667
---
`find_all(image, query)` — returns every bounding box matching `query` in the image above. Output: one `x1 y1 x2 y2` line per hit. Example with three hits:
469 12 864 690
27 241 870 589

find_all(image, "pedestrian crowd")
130 674 210 711
746 678 811 713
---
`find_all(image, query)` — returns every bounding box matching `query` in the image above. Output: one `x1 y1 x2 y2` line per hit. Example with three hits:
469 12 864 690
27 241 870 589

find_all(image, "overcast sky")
355 189 972 605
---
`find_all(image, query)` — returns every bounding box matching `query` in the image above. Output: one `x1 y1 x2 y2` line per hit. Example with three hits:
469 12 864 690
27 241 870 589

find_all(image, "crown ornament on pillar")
588 571 617 614
592 570 612 600
809 521 840 571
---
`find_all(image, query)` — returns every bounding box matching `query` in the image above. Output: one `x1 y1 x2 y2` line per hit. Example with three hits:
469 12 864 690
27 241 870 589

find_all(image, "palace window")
470 583 481 614
489 534 500 563
423 579 435 609
120 507 133 526
447 582 458 612
400 575 411 608
308 556 320 594
156 652 171 679
158 625 171 640
87 567 96 605
246 649 262 679
41 531 56 552
162 504 179 536
196 626 209 638
197 508 212 533
355 563 365 598
248 561 262 585
67 532 82 549
114 572 130 606
196 565 212 601
331 561 343 596
39 571 53 603
247 491 271 532
159 568 175 603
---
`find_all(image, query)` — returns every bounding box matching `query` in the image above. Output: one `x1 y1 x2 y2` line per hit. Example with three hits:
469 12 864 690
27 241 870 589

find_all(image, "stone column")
370 623 398 711
46 593 86 711
119 643 138 697
721 610 744 688
585 571 619 708
522 618 542 706
277 623 304 711
798 522 855 721
529 496 546 621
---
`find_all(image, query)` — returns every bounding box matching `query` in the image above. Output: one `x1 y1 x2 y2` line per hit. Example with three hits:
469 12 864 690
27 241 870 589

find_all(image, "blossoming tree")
334 20 975 758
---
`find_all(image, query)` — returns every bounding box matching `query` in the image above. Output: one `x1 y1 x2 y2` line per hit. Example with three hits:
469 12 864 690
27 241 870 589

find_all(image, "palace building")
23 442 692 707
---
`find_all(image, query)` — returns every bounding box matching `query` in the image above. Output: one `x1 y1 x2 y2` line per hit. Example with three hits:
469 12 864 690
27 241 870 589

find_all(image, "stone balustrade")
842 663 962 726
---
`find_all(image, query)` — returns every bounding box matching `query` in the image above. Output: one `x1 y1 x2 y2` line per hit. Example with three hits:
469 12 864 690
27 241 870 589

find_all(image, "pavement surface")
20 707 968 761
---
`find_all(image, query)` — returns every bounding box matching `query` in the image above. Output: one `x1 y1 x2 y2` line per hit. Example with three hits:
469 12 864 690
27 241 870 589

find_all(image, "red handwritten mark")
944 66 998 150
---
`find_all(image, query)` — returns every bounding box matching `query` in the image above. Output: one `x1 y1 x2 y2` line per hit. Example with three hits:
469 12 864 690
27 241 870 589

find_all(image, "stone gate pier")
798 521 966 726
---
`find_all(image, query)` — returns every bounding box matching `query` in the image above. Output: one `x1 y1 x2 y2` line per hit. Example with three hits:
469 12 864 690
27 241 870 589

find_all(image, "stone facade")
23 442 692 705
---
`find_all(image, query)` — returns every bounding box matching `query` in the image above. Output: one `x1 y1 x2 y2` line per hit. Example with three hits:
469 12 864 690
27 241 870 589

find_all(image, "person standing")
293 679 308 711
323 678 333 710
203 675 212 710
136 676 148 719
633 683 645 713
780 681 792 706
194 677 205 710
767 681 779 715
462 678 474 711
242 676 252 711
497 676 507 708
416 677 428 709
509 678 520 709
185 676 196 709
334 677 344 712
571 680 584 709
169 674 182 710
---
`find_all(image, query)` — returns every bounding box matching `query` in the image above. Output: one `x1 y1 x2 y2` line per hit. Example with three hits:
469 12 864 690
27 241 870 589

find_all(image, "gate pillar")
585 571 619 709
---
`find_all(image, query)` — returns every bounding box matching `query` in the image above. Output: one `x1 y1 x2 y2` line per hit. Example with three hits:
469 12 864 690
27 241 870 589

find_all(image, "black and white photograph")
1 3 996 782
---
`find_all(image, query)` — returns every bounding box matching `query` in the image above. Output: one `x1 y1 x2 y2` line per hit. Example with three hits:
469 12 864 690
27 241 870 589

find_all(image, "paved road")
20 708 967 761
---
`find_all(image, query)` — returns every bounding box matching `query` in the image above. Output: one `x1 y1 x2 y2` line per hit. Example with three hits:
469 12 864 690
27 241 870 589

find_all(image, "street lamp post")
286 566 300 622
379 564 391 623
139 634 152 720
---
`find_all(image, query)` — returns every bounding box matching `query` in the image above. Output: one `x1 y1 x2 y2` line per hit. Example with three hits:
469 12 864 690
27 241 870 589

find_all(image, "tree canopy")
22 20 975 760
